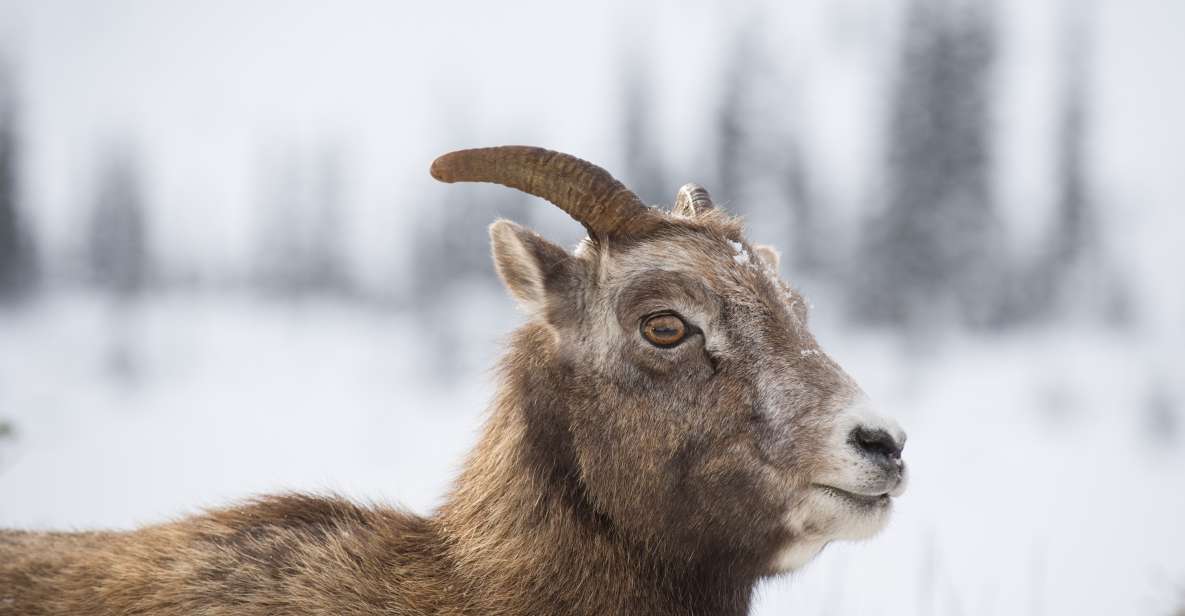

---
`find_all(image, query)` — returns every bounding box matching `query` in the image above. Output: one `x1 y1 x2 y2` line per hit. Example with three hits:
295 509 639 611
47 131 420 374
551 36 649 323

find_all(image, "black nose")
849 427 904 461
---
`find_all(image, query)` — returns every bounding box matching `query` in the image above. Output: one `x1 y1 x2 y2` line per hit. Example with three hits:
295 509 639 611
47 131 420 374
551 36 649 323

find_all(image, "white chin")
769 489 894 574
819 487 894 541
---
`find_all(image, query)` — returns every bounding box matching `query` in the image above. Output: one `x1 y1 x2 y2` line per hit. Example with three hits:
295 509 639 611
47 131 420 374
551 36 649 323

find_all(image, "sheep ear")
489 219 578 316
753 244 781 272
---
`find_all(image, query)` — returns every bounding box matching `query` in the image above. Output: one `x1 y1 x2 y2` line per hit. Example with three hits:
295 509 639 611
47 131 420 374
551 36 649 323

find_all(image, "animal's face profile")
436 147 907 576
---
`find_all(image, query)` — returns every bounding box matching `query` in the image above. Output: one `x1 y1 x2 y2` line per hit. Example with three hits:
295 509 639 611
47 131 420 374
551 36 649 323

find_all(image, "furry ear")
753 244 781 272
489 219 578 315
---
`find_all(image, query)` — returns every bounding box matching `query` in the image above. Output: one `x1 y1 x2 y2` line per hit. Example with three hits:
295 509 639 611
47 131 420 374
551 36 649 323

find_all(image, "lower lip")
816 485 891 508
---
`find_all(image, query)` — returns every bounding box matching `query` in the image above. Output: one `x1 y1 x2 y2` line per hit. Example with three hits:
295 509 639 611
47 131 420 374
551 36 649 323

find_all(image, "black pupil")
650 319 681 341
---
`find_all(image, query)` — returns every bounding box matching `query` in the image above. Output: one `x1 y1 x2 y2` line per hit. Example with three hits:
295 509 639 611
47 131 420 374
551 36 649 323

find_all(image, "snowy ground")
1 292 1183 615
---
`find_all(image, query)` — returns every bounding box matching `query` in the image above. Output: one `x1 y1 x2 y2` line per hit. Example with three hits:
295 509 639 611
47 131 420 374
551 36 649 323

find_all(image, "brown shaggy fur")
1 159 886 616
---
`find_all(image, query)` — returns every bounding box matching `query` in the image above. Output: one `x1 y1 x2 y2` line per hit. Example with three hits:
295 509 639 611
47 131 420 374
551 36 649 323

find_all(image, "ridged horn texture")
430 146 659 237
675 183 715 216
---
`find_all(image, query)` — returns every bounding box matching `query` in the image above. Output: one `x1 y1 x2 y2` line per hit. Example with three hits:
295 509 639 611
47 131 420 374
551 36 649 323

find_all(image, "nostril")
849 427 903 461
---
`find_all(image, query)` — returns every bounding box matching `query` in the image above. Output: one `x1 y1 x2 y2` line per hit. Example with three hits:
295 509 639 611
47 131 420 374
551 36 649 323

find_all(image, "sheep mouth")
812 484 892 509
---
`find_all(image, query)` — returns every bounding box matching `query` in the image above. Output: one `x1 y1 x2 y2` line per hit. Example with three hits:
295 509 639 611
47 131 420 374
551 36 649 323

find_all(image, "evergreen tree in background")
854 0 1001 328
713 31 749 211
1050 17 1093 277
619 52 667 206
87 147 149 298
713 22 820 274
252 144 352 297
305 147 350 295
781 136 820 275
254 149 303 295
0 416 14 472
713 23 785 216
997 2 1125 326
0 58 37 303
1043 4 1129 324
86 145 151 384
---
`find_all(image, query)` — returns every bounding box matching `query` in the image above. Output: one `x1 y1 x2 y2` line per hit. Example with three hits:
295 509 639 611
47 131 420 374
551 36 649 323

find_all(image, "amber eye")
641 313 687 348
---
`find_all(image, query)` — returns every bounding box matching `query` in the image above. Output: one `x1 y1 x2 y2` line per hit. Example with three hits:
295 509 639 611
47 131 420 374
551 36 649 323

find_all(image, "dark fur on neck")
436 323 758 615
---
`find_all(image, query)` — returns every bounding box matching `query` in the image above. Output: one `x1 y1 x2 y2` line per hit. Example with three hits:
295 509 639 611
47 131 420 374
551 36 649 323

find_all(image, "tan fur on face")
1 162 901 616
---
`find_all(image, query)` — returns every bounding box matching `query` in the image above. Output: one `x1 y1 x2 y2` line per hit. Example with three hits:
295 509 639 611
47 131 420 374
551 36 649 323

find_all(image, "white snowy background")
1 1 1183 614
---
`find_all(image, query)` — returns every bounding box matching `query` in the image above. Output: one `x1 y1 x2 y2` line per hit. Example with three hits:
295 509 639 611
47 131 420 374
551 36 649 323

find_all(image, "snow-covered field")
1 292 1181 615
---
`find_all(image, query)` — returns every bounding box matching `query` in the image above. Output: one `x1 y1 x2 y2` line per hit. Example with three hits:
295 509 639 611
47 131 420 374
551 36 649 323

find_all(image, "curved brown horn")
430 146 658 237
674 183 714 217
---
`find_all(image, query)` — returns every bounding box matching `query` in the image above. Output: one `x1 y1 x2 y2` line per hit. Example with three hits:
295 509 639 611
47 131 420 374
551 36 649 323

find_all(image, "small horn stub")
674 183 715 217
430 146 659 238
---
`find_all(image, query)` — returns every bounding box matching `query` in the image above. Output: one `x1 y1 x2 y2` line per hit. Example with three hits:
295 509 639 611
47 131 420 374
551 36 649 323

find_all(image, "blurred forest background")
1 0 1183 614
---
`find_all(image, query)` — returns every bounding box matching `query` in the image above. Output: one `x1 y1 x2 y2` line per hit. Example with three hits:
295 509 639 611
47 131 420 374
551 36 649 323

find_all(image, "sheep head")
431 146 907 576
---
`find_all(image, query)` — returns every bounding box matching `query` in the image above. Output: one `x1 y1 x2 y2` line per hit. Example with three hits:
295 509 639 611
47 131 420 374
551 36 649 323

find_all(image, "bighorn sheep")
0 146 907 615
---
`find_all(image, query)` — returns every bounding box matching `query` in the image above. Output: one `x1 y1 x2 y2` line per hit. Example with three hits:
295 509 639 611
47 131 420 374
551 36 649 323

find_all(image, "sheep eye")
641 313 687 348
